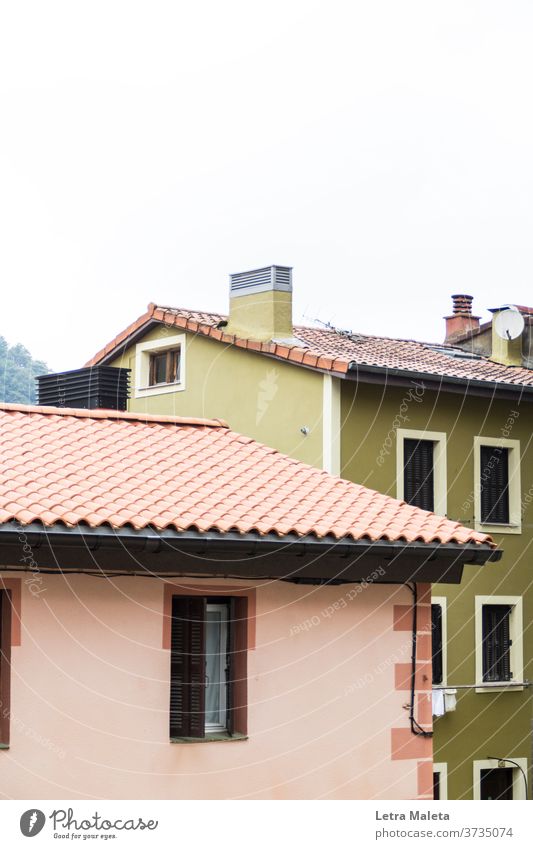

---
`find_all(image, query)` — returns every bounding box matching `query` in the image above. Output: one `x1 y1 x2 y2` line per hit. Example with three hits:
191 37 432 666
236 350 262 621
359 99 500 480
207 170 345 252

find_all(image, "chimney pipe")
444 294 480 343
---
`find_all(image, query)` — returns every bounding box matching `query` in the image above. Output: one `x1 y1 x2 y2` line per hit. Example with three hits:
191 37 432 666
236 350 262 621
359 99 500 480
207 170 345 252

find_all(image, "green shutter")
480 446 510 524
403 439 435 511
482 605 512 682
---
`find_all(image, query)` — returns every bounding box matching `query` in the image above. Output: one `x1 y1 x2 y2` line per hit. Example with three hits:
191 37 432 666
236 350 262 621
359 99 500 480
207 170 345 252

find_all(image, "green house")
86 266 533 800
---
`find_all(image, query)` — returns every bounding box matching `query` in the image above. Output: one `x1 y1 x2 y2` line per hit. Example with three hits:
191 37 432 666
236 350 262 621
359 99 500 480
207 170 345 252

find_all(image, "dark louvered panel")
37 366 130 411
188 599 206 738
480 446 510 524
403 439 435 511
431 604 443 685
170 596 206 738
482 605 512 682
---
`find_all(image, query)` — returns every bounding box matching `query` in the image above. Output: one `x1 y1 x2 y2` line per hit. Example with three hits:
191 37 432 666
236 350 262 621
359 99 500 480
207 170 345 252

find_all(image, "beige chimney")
489 307 523 366
444 294 480 343
226 266 293 341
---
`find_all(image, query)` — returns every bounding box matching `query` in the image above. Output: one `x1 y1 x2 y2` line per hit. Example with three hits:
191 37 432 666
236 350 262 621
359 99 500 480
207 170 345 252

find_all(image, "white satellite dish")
494 306 525 341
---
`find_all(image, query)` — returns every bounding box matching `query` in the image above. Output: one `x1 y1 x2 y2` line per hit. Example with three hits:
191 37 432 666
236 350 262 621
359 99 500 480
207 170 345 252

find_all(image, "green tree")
0 336 49 404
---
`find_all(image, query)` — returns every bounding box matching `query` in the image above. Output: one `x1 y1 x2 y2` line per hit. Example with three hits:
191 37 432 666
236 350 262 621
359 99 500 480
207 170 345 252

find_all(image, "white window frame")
433 762 448 800
473 436 521 534
134 333 186 398
473 757 528 800
475 595 523 692
396 429 447 516
205 603 229 732
431 596 447 687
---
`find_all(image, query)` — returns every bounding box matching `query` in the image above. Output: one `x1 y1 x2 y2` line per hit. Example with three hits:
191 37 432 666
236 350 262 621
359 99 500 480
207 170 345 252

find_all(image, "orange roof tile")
0 403 493 548
85 304 533 387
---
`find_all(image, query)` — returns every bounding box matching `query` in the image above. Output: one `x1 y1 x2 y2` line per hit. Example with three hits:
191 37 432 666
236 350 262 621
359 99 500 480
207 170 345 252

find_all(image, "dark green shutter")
431 604 443 685
480 446 510 524
403 439 435 511
170 596 206 738
482 605 512 682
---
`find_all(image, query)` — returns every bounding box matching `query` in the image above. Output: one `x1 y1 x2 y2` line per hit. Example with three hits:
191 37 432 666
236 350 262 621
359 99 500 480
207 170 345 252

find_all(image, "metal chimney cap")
230 265 292 298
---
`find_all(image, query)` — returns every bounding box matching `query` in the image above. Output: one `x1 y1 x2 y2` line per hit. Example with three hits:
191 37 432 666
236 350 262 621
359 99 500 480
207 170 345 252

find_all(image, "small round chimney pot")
451 294 474 315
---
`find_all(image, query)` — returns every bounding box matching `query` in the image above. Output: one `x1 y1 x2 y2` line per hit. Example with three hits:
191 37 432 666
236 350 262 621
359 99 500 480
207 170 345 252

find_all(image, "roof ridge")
0 403 228 428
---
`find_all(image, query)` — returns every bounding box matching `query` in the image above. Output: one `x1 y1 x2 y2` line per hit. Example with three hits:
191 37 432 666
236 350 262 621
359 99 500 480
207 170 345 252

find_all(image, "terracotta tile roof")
86 303 533 387
0 403 493 547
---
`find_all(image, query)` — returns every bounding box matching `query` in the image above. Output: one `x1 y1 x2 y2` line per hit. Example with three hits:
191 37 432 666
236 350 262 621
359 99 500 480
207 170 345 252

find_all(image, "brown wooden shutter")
403 439 435 511
227 596 248 737
480 446 510 524
170 596 206 738
0 590 12 746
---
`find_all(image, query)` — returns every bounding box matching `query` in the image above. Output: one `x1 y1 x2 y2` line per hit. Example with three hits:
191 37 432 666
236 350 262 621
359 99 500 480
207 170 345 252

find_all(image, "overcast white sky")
1 1 532 371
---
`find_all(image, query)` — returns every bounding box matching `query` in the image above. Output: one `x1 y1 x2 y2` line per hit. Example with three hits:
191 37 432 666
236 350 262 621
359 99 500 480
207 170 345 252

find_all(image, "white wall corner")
322 374 341 475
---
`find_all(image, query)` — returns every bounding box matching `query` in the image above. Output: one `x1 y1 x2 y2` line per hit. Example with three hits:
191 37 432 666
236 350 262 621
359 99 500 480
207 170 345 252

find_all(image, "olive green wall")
110 325 324 467
340 380 533 799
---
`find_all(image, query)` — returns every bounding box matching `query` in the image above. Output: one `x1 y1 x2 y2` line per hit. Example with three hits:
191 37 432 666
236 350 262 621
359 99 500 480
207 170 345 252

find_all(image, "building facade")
85 266 533 799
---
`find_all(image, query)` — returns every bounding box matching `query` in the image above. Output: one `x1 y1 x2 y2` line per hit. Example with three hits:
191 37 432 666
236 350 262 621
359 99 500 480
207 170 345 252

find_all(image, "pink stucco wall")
0 571 431 799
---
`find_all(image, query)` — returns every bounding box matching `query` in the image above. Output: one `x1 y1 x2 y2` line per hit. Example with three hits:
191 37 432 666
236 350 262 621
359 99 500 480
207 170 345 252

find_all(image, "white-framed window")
396 429 447 515
473 758 528 800
433 762 448 800
475 596 523 692
473 436 521 534
134 333 186 398
431 597 447 687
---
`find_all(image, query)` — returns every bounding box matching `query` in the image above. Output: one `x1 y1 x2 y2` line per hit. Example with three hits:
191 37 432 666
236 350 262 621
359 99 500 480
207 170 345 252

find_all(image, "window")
433 763 448 800
396 430 447 516
170 595 248 740
479 445 509 524
134 333 186 398
473 758 527 800
404 438 434 511
431 602 444 685
149 348 181 387
480 768 513 800
0 590 12 747
482 605 512 682
475 596 523 690
474 437 521 534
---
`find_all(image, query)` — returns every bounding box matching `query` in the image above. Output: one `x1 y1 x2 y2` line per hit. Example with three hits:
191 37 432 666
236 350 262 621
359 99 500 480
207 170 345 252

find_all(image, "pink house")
0 402 497 799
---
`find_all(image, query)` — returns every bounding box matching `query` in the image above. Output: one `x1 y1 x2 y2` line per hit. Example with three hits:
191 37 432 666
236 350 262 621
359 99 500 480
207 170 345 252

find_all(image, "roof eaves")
346 362 533 400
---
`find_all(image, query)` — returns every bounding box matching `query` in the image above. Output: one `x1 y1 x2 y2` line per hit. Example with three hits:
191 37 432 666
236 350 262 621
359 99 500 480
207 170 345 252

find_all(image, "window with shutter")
431 604 443 685
0 590 12 746
480 768 514 800
170 595 248 739
480 446 510 524
403 439 435 511
482 605 512 682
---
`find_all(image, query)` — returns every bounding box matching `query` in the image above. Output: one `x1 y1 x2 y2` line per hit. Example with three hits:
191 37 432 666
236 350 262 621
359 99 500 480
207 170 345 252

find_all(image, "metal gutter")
0 522 500 584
